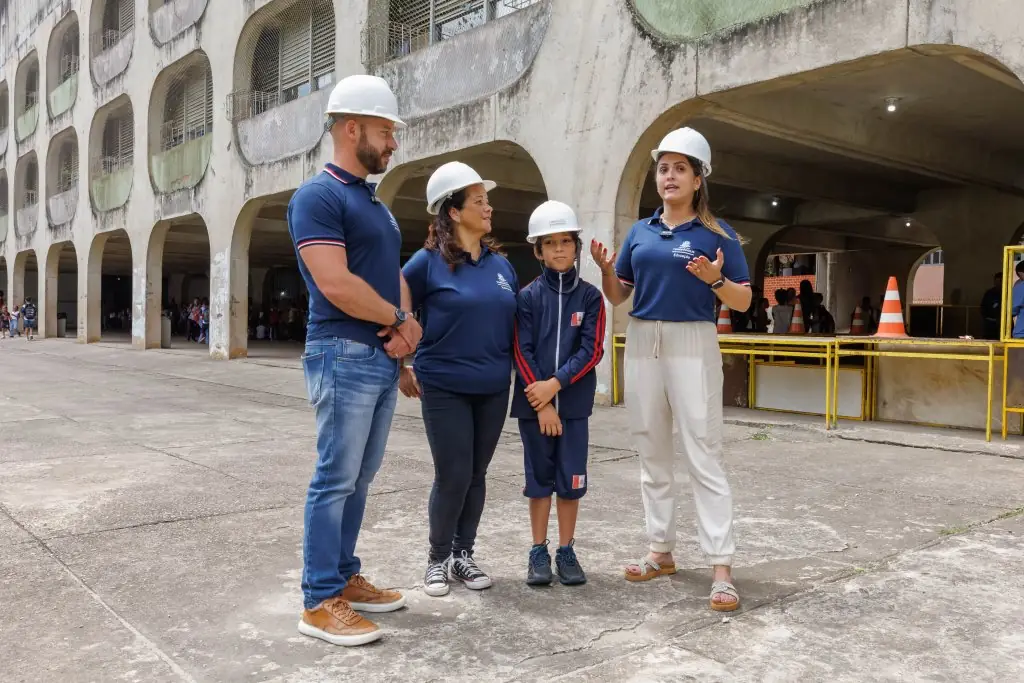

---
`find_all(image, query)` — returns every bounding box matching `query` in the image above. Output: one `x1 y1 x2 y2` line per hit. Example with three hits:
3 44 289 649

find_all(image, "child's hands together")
526 378 561 410
538 404 563 437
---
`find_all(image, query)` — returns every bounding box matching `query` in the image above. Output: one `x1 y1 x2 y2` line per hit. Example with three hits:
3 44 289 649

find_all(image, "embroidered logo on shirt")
572 474 586 489
570 311 584 326
496 274 513 292
384 207 401 234
672 240 695 260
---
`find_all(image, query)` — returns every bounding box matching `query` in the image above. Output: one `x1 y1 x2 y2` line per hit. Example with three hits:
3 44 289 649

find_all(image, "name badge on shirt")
570 312 584 327
672 240 696 260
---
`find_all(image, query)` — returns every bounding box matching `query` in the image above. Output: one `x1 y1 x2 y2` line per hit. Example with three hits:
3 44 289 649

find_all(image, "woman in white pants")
590 127 752 612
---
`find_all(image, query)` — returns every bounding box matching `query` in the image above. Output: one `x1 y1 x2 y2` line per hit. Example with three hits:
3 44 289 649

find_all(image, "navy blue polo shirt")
615 209 750 322
288 163 402 347
402 246 519 395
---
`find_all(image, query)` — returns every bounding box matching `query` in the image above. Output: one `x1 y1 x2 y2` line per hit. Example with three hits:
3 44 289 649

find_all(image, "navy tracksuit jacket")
512 266 606 498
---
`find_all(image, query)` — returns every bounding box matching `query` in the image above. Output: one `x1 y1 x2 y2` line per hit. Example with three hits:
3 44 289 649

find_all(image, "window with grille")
59 29 80 82
25 65 38 109
0 93 7 128
101 109 133 174
0 179 7 213
25 161 38 205
244 0 334 112
163 65 212 150
58 141 78 192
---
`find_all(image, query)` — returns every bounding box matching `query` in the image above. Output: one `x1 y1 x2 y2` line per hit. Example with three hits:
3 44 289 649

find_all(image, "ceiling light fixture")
905 220 912 227
885 97 900 113
771 197 779 207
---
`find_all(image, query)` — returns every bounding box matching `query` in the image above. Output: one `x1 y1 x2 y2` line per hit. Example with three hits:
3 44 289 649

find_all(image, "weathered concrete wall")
15 106 39 142
151 136 212 193
16 205 39 238
91 169 133 211
91 31 134 86
47 186 78 225
150 0 209 46
376 2 550 120
0 215 8 243
47 73 78 118
236 89 331 166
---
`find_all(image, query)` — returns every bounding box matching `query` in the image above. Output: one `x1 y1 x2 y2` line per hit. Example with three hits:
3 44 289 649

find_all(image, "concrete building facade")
2 0 1024 400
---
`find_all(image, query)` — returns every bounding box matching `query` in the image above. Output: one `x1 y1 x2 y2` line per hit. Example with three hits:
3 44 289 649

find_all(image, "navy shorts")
24 320 36 330
518 417 589 500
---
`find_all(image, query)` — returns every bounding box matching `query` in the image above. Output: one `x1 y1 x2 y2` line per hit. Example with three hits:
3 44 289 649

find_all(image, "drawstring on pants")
652 321 663 359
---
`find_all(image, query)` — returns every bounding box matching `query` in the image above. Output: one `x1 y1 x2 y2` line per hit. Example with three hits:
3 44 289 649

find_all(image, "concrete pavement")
1 338 1022 682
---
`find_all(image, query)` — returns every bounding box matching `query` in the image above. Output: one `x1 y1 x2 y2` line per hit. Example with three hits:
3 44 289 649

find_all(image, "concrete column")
137 224 168 349
209 232 233 360
816 252 831 305
11 253 25 317
84 233 109 343
42 244 60 338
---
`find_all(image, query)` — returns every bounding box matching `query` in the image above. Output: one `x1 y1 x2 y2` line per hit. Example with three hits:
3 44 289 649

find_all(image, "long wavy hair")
657 153 734 241
424 189 505 269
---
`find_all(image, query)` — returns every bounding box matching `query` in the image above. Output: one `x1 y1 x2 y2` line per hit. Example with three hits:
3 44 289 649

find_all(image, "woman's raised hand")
590 239 615 275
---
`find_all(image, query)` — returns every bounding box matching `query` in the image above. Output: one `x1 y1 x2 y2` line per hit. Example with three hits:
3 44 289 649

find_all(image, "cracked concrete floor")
1 339 1023 682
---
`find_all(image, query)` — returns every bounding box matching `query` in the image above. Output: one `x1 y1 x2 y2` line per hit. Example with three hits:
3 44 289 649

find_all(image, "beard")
356 128 390 175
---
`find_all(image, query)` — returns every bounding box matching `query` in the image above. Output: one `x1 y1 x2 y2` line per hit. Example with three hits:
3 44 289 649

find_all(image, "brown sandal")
624 556 677 582
709 580 740 612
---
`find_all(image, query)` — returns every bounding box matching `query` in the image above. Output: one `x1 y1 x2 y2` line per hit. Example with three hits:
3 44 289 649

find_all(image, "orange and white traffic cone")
874 276 908 338
717 303 733 334
850 306 865 335
789 300 805 334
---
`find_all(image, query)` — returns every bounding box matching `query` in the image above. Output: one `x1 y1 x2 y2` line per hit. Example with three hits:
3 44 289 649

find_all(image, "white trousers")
624 319 735 566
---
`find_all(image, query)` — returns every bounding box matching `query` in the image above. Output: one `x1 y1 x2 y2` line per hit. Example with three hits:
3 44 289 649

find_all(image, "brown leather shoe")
297 596 382 647
341 574 407 613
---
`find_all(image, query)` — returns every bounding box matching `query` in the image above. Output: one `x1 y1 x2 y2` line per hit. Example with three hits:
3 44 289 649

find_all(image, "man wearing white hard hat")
591 127 752 612
398 161 519 598
511 200 606 587
287 73 422 647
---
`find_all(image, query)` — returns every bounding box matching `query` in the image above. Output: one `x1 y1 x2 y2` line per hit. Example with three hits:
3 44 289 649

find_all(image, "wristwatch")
710 278 726 290
393 308 408 327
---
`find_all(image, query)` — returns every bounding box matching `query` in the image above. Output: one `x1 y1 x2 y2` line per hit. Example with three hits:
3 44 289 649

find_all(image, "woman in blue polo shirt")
399 161 518 598
591 127 752 612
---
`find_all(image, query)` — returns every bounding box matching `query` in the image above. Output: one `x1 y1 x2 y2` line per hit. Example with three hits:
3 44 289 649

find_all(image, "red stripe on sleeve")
513 327 537 384
571 300 606 383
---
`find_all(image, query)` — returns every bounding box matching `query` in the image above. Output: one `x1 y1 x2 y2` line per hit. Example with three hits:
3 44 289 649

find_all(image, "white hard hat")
527 200 581 244
325 74 406 129
425 161 496 215
651 127 712 177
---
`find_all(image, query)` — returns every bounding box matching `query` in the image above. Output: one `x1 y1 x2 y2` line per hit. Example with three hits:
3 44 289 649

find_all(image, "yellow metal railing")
611 330 1012 443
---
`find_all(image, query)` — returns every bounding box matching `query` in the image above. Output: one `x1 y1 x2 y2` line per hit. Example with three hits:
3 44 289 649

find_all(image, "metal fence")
160 119 212 152
362 0 538 68
632 0 816 40
225 89 281 123
94 154 133 176
90 27 129 55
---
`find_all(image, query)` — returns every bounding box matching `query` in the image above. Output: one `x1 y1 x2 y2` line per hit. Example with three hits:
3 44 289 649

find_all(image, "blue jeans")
301 338 398 609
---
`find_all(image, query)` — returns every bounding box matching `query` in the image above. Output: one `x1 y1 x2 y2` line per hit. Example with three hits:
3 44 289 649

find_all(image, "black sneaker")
555 540 587 586
424 555 451 597
450 550 492 590
526 541 553 586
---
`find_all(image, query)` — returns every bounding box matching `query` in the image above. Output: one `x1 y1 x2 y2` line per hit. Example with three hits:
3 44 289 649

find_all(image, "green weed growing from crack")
750 430 771 441
939 526 969 536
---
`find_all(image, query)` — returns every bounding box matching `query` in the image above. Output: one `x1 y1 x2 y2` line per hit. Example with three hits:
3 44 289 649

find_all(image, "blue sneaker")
555 540 587 586
526 541 553 586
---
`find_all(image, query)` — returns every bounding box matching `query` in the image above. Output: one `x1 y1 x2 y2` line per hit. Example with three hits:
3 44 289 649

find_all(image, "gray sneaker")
424 555 451 597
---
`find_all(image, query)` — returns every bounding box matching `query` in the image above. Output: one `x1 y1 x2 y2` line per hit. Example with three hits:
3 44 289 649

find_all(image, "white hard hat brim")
426 179 497 215
650 148 712 177
526 225 582 243
325 108 407 129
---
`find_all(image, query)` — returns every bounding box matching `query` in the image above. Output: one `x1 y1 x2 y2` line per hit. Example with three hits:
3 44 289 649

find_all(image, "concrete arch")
45 127 79 226
148 50 213 194
13 51 40 143
225 196 271 358
89 95 134 212
86 228 132 343
10 248 39 316
378 140 550 282
230 0 335 165
142 214 211 348
0 170 8 244
0 80 8 157
43 240 78 338
46 11 80 119
13 152 39 238
0 255 7 305
89 0 136 86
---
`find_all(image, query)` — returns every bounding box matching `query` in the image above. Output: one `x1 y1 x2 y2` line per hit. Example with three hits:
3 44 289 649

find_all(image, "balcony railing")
92 28 128 54
362 0 538 67
631 0 818 40
15 104 38 141
226 89 280 123
91 28 134 86
0 213 8 243
25 190 38 205
96 154 133 176
48 72 79 117
92 155 133 211
160 119 212 152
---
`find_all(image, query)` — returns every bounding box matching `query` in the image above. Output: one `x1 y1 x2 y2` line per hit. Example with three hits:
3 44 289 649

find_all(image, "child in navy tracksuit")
512 201 606 586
